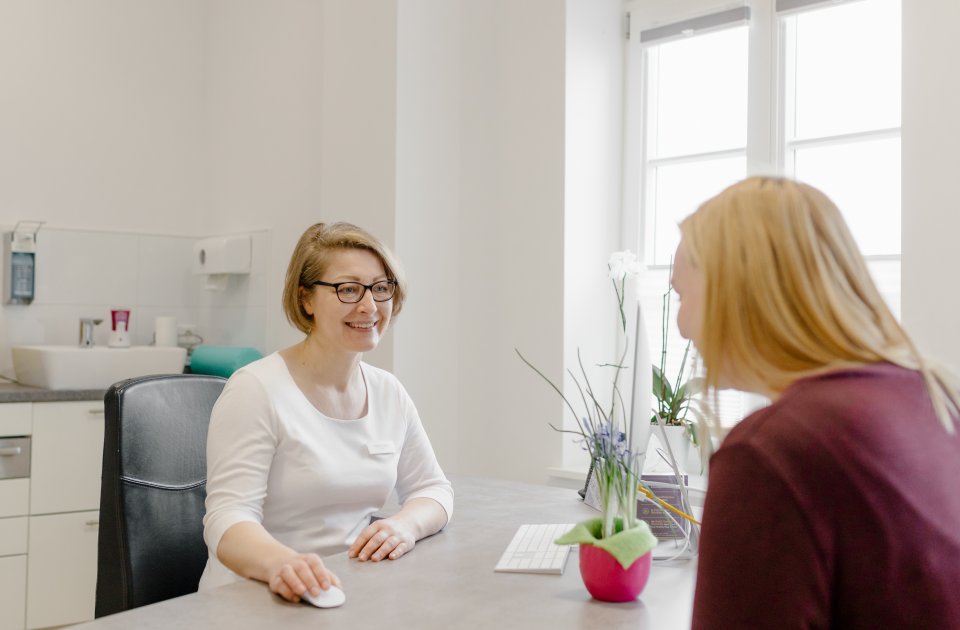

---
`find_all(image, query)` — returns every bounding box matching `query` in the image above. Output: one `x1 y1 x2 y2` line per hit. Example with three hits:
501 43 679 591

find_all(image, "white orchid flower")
608 250 644 280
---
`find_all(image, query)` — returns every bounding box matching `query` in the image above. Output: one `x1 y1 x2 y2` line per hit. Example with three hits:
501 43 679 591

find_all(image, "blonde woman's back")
692 362 960 629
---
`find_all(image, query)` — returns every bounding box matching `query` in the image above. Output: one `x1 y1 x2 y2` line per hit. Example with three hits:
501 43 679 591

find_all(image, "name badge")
367 441 395 456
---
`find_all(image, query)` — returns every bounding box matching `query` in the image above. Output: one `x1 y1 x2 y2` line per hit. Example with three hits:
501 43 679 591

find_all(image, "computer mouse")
300 585 346 608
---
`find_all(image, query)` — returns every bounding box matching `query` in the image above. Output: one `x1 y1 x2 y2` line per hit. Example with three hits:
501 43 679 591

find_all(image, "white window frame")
622 0 902 428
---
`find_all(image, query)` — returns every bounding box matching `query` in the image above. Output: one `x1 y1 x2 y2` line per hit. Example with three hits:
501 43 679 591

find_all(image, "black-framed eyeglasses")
311 279 397 304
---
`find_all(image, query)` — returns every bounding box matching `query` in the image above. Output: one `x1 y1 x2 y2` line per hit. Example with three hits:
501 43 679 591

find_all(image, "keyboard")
494 523 574 575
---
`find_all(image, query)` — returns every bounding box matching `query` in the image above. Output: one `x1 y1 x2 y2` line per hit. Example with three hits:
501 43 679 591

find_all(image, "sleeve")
202 369 279 557
392 382 454 525
692 444 831 630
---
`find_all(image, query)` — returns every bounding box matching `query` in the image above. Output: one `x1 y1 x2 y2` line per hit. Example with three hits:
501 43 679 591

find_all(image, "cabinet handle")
87 408 105 416
85 520 100 527
0 446 22 456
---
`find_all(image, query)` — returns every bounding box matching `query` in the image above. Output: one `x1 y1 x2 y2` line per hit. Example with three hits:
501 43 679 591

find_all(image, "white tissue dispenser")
192 235 252 290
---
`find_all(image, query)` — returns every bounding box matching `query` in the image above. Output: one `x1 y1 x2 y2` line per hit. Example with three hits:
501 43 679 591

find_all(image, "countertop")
0 381 105 403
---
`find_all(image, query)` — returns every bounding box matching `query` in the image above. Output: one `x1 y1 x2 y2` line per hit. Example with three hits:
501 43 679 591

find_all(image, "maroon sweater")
692 363 960 629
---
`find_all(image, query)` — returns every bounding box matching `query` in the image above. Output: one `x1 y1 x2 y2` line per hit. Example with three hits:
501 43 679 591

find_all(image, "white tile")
132 306 203 346
196 307 266 352
33 229 139 306
136 235 196 307
3 228 272 379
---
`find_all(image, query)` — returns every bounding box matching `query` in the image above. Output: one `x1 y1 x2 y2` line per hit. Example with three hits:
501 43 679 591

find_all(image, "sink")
11 345 187 390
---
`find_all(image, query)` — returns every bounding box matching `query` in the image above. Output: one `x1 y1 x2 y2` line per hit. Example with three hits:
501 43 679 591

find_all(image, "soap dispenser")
108 309 132 348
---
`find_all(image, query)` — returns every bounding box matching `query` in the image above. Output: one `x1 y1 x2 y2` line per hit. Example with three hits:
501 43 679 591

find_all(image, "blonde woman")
675 178 960 629
199 222 453 603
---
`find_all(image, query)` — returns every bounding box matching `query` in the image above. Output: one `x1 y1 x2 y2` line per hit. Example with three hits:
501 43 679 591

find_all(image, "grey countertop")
0 381 105 403
74 476 697 630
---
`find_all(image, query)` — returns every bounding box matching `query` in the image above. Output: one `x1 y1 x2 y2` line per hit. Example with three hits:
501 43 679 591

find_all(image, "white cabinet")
30 401 105 515
0 403 31 629
0 555 27 630
26 401 104 629
0 399 105 629
26 511 100 629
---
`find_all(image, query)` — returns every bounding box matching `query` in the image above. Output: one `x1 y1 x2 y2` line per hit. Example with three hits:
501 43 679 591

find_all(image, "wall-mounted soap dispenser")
3 221 44 305
192 234 252 291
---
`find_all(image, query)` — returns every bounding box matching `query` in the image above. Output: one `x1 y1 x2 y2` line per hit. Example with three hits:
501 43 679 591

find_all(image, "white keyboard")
494 523 574 575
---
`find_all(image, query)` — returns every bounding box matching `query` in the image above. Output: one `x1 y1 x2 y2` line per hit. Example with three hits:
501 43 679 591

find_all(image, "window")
781 0 902 259
640 18 749 267
624 0 902 429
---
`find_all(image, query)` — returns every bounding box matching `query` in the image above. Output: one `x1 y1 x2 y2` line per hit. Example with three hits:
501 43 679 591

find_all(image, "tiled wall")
0 227 270 380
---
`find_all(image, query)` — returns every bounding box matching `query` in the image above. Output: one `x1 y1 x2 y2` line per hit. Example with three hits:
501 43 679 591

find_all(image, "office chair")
95 373 226 618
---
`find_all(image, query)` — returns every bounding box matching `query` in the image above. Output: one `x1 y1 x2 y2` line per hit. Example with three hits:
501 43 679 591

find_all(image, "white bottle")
108 321 131 348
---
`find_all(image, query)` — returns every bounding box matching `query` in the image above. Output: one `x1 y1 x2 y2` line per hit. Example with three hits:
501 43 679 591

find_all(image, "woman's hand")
348 517 417 562
265 552 341 603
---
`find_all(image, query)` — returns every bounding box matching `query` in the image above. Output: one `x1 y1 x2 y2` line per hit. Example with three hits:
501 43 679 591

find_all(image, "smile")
347 321 378 330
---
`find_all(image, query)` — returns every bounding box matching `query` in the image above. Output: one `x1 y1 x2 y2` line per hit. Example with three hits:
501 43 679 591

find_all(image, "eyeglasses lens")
336 281 395 303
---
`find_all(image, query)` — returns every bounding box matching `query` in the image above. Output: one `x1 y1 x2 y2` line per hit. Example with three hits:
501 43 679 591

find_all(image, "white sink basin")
11 345 187 390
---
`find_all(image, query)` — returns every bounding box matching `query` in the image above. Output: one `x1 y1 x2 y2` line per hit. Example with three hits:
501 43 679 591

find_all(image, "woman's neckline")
275 350 370 422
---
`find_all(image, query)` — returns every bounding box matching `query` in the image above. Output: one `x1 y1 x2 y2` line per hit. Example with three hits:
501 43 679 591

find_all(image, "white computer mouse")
300 585 346 608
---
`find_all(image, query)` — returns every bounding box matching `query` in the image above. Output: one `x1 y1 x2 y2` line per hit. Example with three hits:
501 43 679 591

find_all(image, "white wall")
0 0 206 233
203 0 398 366
395 1 462 471
562 0 625 472
0 1 273 375
901 0 960 367
449 1 567 481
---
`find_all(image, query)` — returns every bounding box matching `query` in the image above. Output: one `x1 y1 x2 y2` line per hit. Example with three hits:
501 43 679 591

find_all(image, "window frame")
621 0 902 431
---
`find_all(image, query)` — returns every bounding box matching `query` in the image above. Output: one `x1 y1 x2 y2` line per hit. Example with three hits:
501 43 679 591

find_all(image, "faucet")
79 318 103 348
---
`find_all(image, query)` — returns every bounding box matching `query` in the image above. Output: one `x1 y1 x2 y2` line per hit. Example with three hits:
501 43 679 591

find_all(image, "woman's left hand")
348 517 417 562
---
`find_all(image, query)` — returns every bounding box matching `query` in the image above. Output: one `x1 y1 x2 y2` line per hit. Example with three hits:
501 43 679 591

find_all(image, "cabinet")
26 511 100 629
27 401 104 629
0 555 27 630
30 402 105 515
0 399 105 629
0 403 31 629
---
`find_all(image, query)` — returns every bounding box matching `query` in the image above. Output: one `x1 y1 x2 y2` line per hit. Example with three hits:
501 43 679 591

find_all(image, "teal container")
190 345 263 378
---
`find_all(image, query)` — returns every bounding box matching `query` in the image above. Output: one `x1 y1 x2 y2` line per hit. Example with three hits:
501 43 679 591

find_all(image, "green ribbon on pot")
555 518 658 570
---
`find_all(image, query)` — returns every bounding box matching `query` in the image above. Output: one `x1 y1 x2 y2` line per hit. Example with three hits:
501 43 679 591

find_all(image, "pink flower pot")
578 544 652 602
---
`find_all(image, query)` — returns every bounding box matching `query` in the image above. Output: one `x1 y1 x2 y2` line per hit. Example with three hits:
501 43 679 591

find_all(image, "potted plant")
651 280 704 472
517 251 658 602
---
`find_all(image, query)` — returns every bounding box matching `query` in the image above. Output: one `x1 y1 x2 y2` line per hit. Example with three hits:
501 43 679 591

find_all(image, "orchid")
517 250 647 539
607 250 644 281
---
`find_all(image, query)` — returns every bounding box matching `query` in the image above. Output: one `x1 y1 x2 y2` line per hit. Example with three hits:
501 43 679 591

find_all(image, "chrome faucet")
79 318 103 348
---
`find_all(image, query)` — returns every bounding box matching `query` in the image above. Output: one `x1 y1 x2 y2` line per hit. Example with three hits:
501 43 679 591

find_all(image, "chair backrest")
95 373 226 618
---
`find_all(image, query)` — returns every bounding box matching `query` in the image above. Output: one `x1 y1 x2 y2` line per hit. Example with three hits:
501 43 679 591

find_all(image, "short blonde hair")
680 176 958 431
281 222 407 334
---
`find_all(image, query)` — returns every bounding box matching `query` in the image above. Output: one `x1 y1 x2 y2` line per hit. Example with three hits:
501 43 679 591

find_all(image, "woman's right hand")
266 552 341 603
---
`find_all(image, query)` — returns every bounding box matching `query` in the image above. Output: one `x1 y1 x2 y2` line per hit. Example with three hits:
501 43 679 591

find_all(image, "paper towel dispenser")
192 235 251 290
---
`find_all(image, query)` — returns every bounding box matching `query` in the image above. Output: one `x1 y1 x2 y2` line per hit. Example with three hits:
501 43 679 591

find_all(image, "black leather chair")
95 373 226 618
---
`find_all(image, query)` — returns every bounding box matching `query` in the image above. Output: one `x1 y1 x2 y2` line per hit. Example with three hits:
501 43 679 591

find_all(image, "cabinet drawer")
0 516 28 556
0 478 29 518
0 554 27 630
30 402 105 515
0 436 31 479
27 511 99 629
0 402 31 436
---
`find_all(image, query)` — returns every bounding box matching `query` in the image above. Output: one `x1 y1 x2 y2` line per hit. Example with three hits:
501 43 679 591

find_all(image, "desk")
73 476 696 629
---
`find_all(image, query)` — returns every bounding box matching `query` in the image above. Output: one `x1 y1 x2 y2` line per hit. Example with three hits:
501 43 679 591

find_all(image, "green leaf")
681 376 706 398
652 365 674 403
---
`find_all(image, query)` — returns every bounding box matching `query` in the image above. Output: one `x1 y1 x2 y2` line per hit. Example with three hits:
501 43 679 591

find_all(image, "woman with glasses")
199 222 453 604
677 178 960 628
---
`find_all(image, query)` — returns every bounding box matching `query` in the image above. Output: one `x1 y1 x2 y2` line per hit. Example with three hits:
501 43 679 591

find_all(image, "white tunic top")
199 352 454 590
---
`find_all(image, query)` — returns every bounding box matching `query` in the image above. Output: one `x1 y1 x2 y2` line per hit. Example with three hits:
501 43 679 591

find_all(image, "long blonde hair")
680 176 959 432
